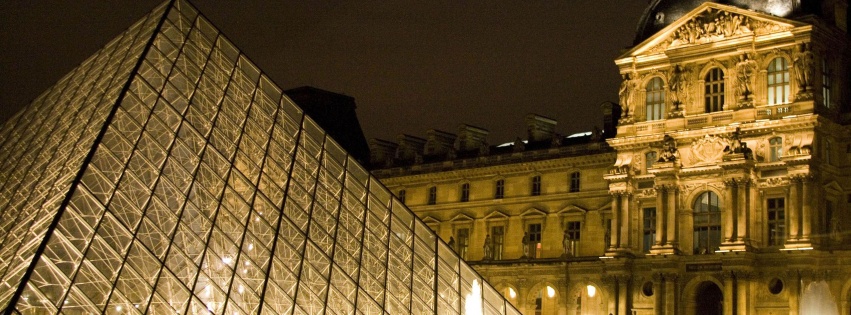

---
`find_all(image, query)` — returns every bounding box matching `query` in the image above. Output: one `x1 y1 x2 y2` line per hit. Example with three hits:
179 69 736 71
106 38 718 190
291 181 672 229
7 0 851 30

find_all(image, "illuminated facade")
0 1 518 314
373 1 851 314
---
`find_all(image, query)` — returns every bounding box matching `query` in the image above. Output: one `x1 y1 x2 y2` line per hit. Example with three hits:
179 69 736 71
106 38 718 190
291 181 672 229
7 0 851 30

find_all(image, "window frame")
427 186 437 205
693 191 722 254
531 175 542 196
645 76 665 121
460 183 470 202
642 207 657 253
495 179 505 199
822 57 832 108
704 68 725 113
767 57 790 105
569 172 580 193
766 197 785 246
768 137 783 162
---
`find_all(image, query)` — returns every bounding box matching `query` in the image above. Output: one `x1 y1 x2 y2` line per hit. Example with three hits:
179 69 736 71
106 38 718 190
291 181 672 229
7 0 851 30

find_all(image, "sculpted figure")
521 232 530 258
483 234 492 260
562 229 573 257
658 134 679 162
735 53 757 99
668 65 688 105
618 72 639 118
794 43 814 91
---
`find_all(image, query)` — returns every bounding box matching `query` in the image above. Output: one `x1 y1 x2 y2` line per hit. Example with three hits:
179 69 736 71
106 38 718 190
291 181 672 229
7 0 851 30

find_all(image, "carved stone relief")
689 134 727 165
646 8 794 52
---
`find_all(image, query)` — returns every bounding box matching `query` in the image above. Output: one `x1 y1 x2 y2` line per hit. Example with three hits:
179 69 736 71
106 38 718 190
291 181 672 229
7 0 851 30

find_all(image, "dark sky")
0 1 649 143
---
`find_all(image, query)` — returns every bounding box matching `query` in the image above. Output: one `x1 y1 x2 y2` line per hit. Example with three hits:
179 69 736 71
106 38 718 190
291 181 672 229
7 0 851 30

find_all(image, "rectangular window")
643 207 657 253
565 221 581 256
767 198 785 246
531 176 541 196
398 189 406 204
822 58 832 108
528 223 542 258
460 183 470 202
456 228 469 260
767 57 790 105
569 172 580 192
490 225 504 260
495 179 505 199
704 68 725 113
427 186 436 205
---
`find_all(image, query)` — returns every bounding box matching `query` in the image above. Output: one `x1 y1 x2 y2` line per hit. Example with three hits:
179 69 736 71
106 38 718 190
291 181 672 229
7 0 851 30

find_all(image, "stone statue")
794 42 814 93
521 232 530 258
668 65 689 106
658 134 679 162
447 236 455 251
723 127 753 159
562 229 573 257
735 53 757 100
618 72 638 119
483 234 492 260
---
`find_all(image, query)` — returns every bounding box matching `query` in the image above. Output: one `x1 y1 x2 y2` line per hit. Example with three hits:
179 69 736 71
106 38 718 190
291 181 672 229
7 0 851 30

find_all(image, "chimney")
455 124 489 152
369 138 398 168
424 129 457 156
395 134 426 162
525 114 557 142
600 101 620 138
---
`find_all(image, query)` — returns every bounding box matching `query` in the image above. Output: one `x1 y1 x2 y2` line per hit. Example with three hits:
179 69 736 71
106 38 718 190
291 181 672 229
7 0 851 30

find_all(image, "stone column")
617 278 628 315
620 193 631 249
723 273 734 315
736 179 749 242
788 178 800 241
800 177 812 241
666 186 677 247
653 274 664 315
664 274 677 315
610 193 620 249
786 271 800 315
736 273 749 314
724 180 736 242
655 186 666 247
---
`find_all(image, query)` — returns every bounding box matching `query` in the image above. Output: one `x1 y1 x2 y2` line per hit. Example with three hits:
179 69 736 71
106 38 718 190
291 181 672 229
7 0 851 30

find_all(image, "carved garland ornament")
689 134 727 165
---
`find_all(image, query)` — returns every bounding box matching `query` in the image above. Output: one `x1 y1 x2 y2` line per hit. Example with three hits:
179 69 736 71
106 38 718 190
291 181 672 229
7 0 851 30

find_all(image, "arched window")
767 57 790 105
768 137 782 162
645 151 657 170
693 191 721 254
646 77 665 121
704 68 725 113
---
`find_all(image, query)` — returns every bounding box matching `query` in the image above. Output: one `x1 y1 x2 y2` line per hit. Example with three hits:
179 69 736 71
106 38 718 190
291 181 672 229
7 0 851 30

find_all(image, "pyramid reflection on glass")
0 1 519 314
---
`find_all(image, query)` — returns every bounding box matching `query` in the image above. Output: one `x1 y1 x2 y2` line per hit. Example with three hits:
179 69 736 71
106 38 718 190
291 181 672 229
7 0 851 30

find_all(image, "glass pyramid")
0 1 519 314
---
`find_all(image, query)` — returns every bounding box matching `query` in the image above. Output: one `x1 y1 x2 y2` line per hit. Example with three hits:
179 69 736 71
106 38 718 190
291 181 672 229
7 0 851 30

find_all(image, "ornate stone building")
372 1 851 314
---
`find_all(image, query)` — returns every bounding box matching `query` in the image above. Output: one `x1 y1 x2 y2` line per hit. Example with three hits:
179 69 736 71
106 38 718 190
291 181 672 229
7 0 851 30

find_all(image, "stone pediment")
620 3 807 58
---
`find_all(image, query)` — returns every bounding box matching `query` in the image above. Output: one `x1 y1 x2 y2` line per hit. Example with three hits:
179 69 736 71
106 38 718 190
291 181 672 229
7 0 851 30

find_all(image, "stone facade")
372 2 851 314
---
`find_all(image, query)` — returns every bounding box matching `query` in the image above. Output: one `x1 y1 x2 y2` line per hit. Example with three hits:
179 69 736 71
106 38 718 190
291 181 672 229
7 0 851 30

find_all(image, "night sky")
0 1 649 144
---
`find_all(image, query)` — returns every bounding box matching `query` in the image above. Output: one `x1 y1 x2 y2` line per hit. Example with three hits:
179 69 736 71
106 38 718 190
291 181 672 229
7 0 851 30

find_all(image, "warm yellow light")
546 286 555 298
586 285 596 297
509 288 516 299
465 279 483 315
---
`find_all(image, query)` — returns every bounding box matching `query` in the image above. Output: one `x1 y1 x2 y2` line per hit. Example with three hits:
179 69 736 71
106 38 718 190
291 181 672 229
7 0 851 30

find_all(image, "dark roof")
284 86 371 165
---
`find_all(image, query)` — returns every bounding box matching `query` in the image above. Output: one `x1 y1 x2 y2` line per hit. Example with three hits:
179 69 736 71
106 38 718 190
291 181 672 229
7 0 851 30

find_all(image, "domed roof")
633 0 829 44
